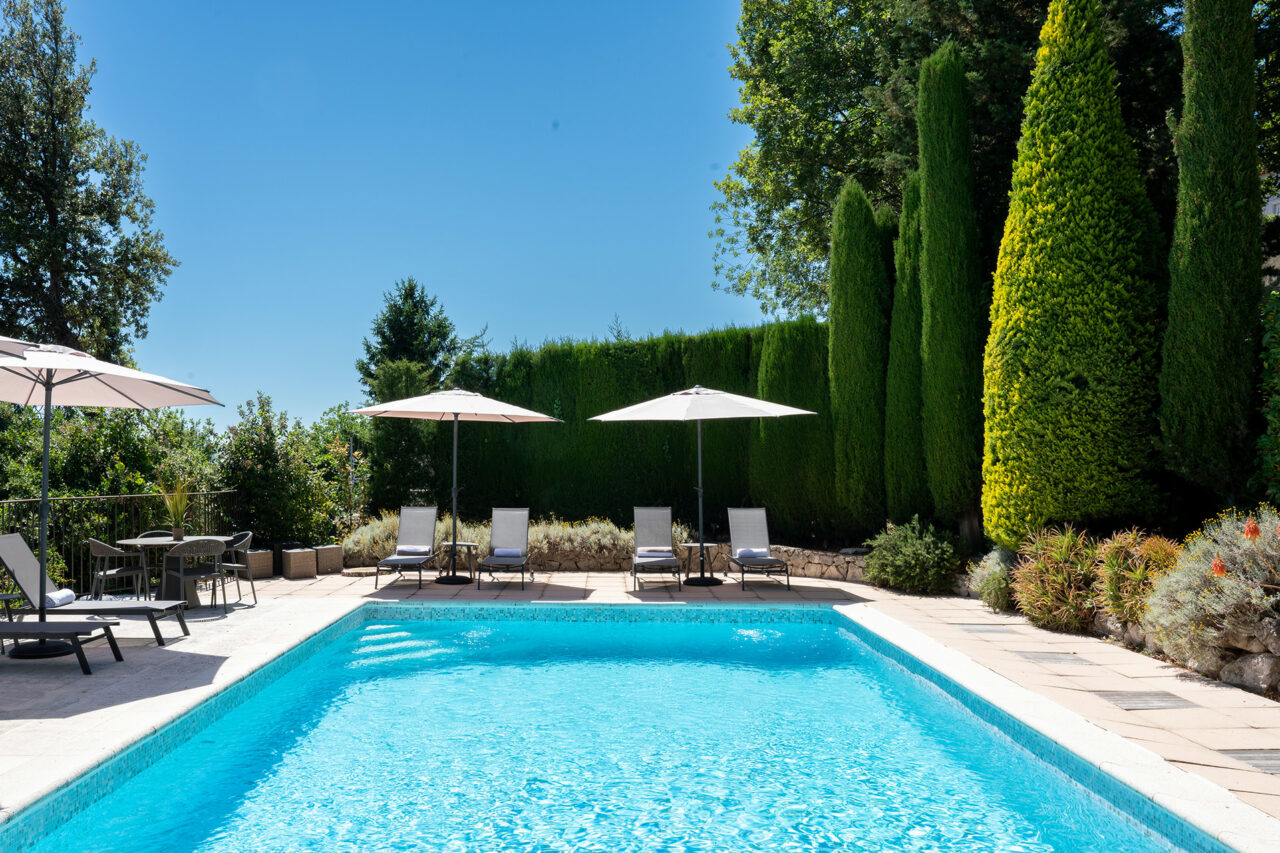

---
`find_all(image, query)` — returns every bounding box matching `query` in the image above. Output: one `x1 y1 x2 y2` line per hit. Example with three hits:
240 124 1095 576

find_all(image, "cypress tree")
1160 0 1261 499
828 178 890 533
919 40 985 541
982 0 1162 549
885 172 931 522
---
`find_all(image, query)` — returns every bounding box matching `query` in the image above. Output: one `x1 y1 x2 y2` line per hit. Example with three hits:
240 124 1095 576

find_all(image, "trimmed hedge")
885 172 931 522
982 0 1162 549
828 178 889 533
918 40 984 535
1160 0 1261 498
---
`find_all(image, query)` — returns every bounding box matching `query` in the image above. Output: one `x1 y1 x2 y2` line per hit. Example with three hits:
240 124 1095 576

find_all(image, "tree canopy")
0 0 176 360
356 277 481 394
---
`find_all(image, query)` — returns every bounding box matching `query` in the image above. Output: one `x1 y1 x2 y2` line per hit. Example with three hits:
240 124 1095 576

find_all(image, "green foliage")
366 359 436 512
306 404 371 538
1257 0 1280 257
1256 289 1280 501
0 0 177 360
917 41 984 534
1144 508 1280 671
1093 528 1179 625
828 179 889 532
863 515 964 594
967 546 1016 612
884 172 930 522
157 477 191 530
754 317 843 539
219 393 331 544
1160 0 1262 500
1011 525 1099 633
712 0 1180 313
355 278 481 392
982 0 1162 549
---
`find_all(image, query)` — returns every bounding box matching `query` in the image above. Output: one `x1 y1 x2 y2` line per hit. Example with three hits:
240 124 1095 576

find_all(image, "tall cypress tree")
885 172 931 522
982 0 1162 549
918 41 984 541
828 178 890 533
1160 0 1261 499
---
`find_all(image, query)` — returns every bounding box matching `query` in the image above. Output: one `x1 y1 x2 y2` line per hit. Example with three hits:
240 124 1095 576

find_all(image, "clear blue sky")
67 0 760 428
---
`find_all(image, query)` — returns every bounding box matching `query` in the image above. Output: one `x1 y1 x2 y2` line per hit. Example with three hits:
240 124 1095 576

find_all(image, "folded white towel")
637 549 674 558
735 548 769 559
493 548 522 558
43 588 75 608
397 546 433 557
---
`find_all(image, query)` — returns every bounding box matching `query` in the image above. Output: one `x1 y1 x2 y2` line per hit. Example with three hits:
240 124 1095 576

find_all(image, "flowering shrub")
1143 507 1280 671
967 547 1016 612
863 516 964 594
1093 529 1179 624
1010 526 1098 632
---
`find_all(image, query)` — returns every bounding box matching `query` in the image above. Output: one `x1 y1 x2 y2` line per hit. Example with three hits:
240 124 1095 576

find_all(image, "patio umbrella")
351 389 561 583
0 335 36 358
0 344 221 660
589 386 814 586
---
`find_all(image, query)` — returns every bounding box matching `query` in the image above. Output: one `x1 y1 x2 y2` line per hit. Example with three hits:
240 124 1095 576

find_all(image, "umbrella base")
684 575 723 587
435 574 473 585
9 639 75 659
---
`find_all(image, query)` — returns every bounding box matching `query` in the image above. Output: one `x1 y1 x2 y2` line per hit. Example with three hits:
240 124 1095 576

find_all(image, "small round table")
437 540 478 584
679 542 724 586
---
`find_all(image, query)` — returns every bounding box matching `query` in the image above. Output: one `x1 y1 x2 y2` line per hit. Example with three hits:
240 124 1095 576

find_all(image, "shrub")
1011 526 1099 632
884 171 931 523
1143 507 1280 672
1093 529 1179 624
1161 0 1261 498
863 516 964 594
828 177 890 533
918 40 984 535
967 546 1016 612
981 0 1162 549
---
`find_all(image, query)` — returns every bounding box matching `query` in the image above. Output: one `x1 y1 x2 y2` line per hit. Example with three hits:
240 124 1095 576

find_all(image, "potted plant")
159 478 192 540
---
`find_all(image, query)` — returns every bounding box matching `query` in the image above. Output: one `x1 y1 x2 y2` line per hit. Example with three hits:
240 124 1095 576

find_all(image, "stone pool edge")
836 603 1280 853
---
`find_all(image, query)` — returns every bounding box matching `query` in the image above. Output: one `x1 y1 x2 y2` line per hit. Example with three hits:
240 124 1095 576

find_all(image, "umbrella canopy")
351 389 559 423
589 385 815 585
0 334 36 359
0 343 221 650
351 390 560 582
589 385 814 423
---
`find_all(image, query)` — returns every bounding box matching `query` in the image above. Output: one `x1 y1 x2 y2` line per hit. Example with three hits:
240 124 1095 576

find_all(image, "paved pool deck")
2 569 1280 850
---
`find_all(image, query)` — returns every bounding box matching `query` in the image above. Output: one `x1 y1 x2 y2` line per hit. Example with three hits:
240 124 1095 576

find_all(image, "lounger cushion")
636 547 674 557
735 547 769 558
493 548 522 557
396 546 433 556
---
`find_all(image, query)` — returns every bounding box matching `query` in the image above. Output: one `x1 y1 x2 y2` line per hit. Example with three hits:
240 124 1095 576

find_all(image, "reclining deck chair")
375 506 438 589
631 507 681 591
726 508 790 590
478 508 530 590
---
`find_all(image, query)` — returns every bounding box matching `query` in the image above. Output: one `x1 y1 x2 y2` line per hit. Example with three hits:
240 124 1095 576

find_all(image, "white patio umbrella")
0 344 221 660
0 335 36 358
590 385 814 586
351 389 561 583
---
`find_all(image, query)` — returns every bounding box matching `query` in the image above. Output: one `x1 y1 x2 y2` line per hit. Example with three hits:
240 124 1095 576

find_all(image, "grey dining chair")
220 531 257 605
165 538 230 614
88 538 149 600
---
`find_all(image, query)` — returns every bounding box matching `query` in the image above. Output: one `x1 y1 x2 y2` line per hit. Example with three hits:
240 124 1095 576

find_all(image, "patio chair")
0 533 189 646
632 507 680 591
165 538 230 615
726 508 790 590
88 538 148 600
375 506 438 590
219 531 257 605
478 508 530 590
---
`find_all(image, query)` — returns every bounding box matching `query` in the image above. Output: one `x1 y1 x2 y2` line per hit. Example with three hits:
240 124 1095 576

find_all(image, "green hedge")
427 321 847 544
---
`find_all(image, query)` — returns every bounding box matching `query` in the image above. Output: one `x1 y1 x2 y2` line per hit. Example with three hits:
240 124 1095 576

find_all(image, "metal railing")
0 490 241 593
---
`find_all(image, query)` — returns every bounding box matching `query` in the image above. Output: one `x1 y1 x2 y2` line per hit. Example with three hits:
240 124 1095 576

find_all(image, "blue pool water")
20 607 1200 852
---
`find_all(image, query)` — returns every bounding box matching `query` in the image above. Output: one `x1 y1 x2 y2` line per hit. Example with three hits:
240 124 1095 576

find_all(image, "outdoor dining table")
116 535 234 608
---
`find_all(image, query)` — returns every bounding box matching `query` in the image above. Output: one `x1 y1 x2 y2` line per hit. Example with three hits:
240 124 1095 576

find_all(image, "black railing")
0 490 241 593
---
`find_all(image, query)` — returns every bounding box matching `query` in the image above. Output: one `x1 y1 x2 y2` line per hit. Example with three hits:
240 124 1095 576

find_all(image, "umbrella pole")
685 418 722 587
11 377 75 659
437 413 471 584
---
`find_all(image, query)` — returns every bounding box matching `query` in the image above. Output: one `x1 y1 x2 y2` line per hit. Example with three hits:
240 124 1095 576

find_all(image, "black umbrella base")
9 639 75 659
435 574 474 585
684 575 723 587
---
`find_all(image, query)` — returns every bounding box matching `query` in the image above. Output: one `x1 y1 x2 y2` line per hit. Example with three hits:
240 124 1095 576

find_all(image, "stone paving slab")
1 569 1279 845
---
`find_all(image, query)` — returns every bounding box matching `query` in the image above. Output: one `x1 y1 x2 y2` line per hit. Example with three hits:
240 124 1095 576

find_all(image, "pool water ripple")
23 617 1187 852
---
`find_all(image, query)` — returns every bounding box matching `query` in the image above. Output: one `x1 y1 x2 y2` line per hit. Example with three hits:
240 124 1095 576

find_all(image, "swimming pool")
4 605 1229 852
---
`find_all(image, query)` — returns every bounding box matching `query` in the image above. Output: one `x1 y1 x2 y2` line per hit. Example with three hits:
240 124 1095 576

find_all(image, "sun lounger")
726 508 790 590
0 620 122 675
632 506 681 591
0 533 189 645
478 508 530 590
375 506 438 589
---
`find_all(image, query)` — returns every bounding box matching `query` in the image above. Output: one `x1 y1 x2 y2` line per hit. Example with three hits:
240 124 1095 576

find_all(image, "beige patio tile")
1179 728 1280 751
1234 791 1280 819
